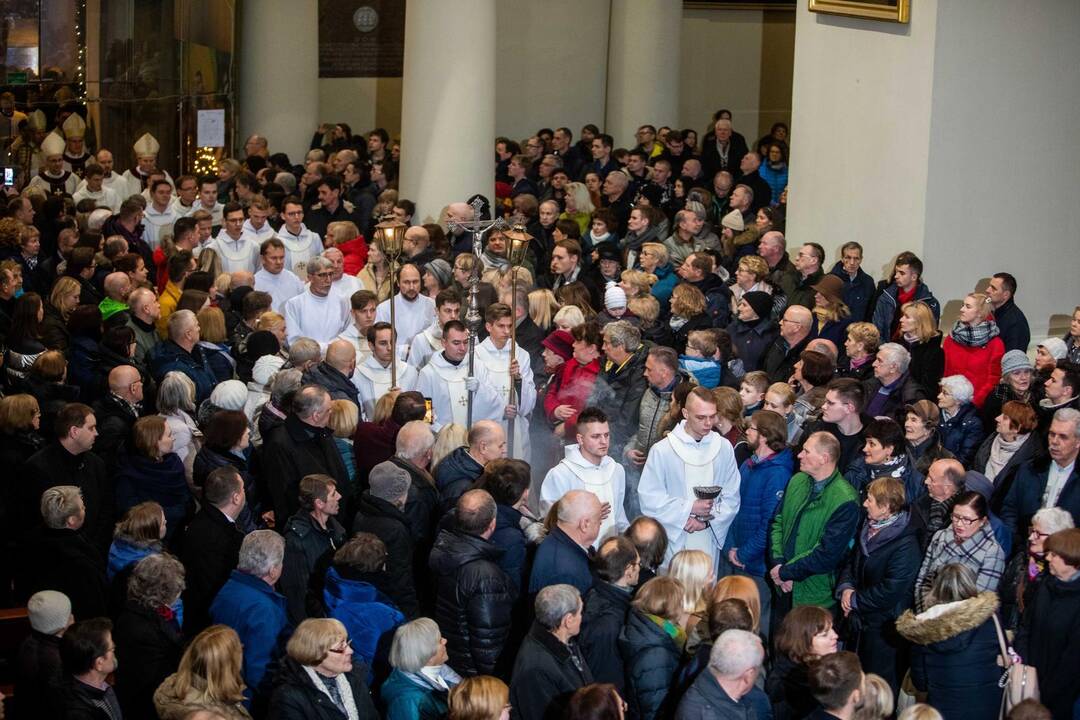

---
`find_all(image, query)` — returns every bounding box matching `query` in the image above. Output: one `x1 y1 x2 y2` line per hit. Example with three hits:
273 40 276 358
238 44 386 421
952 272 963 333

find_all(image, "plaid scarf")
950 318 1000 347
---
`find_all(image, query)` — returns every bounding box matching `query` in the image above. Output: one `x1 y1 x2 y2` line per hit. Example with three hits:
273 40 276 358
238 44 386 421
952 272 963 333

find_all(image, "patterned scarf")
867 512 902 539
950 318 1000 347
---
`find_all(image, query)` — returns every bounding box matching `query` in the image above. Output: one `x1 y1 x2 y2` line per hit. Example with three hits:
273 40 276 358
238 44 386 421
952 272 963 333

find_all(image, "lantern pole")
504 225 533 456
374 216 407 388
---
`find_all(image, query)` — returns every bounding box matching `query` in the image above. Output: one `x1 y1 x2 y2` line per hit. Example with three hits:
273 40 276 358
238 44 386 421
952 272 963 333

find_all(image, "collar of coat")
894 591 998 645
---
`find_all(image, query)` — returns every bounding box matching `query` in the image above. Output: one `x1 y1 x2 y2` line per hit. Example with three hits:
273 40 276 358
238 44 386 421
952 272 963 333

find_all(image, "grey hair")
157 371 196 414
396 420 435 461
389 617 442 672
1053 407 1080 438
270 368 304 406
274 172 297 194
307 256 333 276
557 489 599 525
603 320 641 351
534 584 581 630
41 486 82 529
292 385 330 419
1032 506 1075 535
926 563 978 607
238 530 285 577
877 343 911 376
128 553 185 609
709 629 764 678
168 309 197 342
684 199 708 221
288 337 322 367
939 374 974 405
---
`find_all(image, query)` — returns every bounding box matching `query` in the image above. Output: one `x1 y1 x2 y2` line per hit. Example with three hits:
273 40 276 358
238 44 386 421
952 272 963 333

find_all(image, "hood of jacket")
324 565 395 608
895 591 998 645
107 537 157 579
561 443 616 474
428 528 502 575
118 452 188 502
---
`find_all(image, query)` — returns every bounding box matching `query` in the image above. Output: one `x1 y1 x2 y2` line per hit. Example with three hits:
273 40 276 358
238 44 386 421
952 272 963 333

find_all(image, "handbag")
991 614 1039 718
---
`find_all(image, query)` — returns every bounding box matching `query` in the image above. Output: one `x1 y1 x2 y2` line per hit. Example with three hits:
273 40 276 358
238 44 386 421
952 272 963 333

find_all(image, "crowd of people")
0 103 1078 720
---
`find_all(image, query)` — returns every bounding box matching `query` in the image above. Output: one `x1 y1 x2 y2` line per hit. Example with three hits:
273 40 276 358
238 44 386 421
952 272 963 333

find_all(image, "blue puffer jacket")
209 569 290 701
938 403 985 468
323 565 405 683
725 447 795 576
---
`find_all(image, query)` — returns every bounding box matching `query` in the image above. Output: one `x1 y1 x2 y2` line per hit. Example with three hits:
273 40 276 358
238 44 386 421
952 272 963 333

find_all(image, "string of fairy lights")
75 0 87 104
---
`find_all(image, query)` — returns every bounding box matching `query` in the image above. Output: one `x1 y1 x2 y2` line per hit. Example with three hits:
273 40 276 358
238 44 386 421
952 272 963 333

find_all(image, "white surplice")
541 444 629 548
417 351 503 432
209 230 261 273
254 267 306 313
352 354 418 420
408 324 443 370
283 290 351 350
474 337 535 462
277 224 324 279
375 293 436 361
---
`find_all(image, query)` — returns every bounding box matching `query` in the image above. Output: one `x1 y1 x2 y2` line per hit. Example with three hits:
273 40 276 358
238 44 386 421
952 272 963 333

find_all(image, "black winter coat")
509 623 593 720
428 528 516 677
280 510 347 625
1015 572 1080 720
766 653 816 720
727 316 779 373
352 492 418 618
179 504 245 635
761 333 811 385
971 431 1044 515
902 335 945 396
938 403 985 468
91 393 140 472
22 527 109 620
836 514 921 692
586 344 649 450
267 656 379 720
433 446 484 515
579 580 632 691
261 414 350 531
113 599 185 720
618 608 683 720
862 373 928 424
20 442 113 553
303 362 361 408
13 630 64 719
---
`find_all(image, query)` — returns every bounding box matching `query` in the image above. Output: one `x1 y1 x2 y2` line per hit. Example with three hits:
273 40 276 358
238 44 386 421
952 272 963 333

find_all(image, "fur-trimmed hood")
895 591 999 645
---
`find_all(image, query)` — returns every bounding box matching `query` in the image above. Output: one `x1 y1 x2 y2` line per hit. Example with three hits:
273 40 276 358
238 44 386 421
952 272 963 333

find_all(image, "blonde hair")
710 575 762 633
328 399 359 438
197 247 221 278
766 382 796 408
900 302 937 342
620 269 657 297
49 276 81 319
687 329 717 356
0 393 39 433
897 705 943 720
373 389 400 423
737 255 769 281
213 272 231 299
633 576 686 624
432 423 467 472
629 295 660 326
671 284 706 317
256 311 285 332
449 676 509 720
642 241 669 266
287 618 349 666
528 289 559 331
669 550 713 615
196 306 227 343
553 304 585 330
564 182 594 215
854 673 895 720
328 221 360 246
173 625 247 704
846 321 881 355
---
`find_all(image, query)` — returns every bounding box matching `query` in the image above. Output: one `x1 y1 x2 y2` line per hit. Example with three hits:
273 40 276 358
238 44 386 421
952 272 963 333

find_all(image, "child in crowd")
739 371 769 416
765 381 799 441
680 330 724 388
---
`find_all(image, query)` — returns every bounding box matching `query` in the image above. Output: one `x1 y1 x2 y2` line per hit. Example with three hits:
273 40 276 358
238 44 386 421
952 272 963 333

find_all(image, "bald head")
129 287 158 321
325 339 356 375
103 272 131 301
468 420 507 464
927 458 965 501
230 271 254 289
806 338 838 362
781 305 813 343
108 365 142 403
404 226 430 254
557 489 603 547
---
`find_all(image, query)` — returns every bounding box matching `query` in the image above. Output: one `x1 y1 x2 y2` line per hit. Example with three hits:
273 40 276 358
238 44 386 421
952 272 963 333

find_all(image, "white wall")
922 1 1080 338
319 79 378 137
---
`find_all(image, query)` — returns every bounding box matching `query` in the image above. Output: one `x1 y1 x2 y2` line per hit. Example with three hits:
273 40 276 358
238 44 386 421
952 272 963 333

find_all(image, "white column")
239 1 318 166
605 0 682 148
399 0 495 224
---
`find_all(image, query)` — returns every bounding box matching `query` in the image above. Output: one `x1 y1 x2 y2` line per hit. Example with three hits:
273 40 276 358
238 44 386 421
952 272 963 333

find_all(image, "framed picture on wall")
808 0 909 23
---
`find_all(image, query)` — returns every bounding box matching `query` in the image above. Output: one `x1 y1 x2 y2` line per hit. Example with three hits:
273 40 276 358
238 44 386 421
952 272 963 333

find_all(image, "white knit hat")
721 209 745 232
1039 337 1068 360
604 282 627 310
210 379 248 410
28 590 71 635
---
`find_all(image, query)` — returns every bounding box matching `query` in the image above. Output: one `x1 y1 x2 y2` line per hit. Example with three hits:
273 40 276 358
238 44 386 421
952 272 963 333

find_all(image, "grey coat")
675 669 754 720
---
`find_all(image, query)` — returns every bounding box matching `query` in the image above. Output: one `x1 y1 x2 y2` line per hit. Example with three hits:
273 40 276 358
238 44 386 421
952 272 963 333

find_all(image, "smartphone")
2 168 13 187
424 397 433 424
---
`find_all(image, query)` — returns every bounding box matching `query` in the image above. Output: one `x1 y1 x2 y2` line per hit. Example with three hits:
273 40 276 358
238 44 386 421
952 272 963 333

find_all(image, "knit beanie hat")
742 291 773 321
541 329 575 361
28 590 71 635
423 259 453 289
1000 349 1034 376
721 210 745 232
369 461 412 504
605 282 627 311
211 380 248 410
1039 337 1067 361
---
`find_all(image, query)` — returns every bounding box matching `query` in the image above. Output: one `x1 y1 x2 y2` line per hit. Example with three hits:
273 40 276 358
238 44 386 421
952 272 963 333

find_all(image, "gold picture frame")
808 0 910 23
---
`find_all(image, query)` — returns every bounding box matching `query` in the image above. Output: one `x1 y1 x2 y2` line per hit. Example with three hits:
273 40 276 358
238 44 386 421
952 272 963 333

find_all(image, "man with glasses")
55 618 122 718
277 196 325 278
93 365 146 472
788 243 826 309
762 305 814 384
284 255 352 351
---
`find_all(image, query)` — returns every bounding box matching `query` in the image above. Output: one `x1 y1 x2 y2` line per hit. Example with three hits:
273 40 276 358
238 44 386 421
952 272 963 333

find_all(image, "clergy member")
353 321 418 420
540 406 629 548
72 163 121 212
28 132 78 196
283 255 350 350
278 196 324 279
242 197 275 242
474 302 536 462
61 112 92 176
75 148 126 194
142 178 179 251
254 238 304 313
338 289 378 363
122 133 174 197
408 288 462 370
375 263 436 361
324 248 363 300
209 203 260 273
638 386 741 565
417 320 503 432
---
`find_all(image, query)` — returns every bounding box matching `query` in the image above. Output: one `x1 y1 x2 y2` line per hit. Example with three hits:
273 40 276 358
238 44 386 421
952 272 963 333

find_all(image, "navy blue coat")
830 262 876 322
491 503 529 594
148 340 217 404
528 526 592 595
938 403 985 468
1002 458 1080 539
726 316 779 373
433 446 483 514
115 452 192 545
618 608 682 720
579 580 633 691
992 299 1030 354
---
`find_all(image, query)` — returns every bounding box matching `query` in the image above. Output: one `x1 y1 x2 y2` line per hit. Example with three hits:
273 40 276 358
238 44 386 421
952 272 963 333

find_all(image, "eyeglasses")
747 425 759 433
328 638 353 654
312 271 335 279
1029 528 1051 539
951 514 980 526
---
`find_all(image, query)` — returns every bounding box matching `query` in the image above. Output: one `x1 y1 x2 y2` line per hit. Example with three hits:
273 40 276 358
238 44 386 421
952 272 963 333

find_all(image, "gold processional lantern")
502 224 533 456
373 217 407 387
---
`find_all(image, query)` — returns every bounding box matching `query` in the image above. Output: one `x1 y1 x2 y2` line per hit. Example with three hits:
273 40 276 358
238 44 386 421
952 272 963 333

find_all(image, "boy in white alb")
408 289 461 370
353 321 418 420
473 303 536 462
417 320 503 432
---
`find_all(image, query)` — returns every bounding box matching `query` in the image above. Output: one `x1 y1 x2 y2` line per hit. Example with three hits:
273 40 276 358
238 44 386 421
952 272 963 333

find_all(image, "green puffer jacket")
769 468 859 608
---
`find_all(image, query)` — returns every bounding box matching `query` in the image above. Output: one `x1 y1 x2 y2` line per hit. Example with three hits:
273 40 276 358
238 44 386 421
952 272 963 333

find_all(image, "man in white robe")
474 302 536 462
638 386 741 567
72 163 121 212
279 198 324 279
169 174 199 217
208 203 260 273
375 263 436 361
191 177 223 227
75 148 125 195
254 237 304 313
417 321 503 432
241 198 276 242
408 289 461 370
28 132 78 196
337 289 378 364
323 248 363 301
353 321 418 420
121 133 175 197
540 407 629 548
283 255 351 351
141 178 179 251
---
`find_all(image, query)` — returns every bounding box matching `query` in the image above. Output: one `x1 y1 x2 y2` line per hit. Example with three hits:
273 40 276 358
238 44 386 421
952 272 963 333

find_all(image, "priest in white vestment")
279 199 324 279
141 180 179 251
474 303 536 462
254 238 305 313
209 205 261 273
337 289 378 364
352 321 418 420
283 256 351 350
323 248 363 301
638 386 741 567
121 133 175 198
417 321 503 432
407 291 462 370
540 407 629 548
75 149 125 195
375 263 436 361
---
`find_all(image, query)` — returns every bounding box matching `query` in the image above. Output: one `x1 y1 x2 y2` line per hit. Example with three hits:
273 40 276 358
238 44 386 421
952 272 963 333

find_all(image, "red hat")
541 329 575 360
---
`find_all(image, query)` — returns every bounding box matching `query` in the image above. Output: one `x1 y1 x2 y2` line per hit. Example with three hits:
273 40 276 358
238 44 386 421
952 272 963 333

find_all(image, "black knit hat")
742 291 773 321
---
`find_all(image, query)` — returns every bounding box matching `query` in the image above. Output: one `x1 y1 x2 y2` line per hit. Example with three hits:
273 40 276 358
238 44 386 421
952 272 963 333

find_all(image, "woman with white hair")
156 371 202 480
380 618 462 720
999 506 1074 629
936 375 986 467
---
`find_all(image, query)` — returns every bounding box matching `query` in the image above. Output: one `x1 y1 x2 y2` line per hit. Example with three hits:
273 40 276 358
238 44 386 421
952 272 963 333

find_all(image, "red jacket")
336 235 369 276
543 357 601 436
942 334 1004 409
